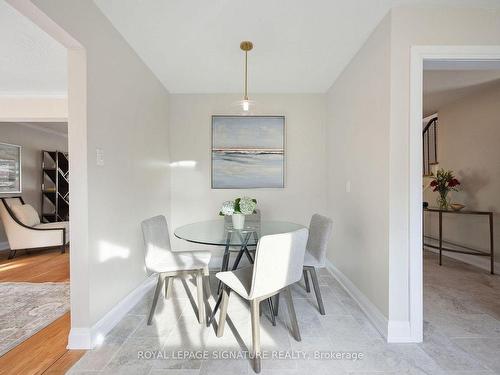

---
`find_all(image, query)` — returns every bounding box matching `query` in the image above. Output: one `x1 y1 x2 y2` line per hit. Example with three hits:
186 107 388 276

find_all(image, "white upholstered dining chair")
216 228 308 373
141 215 211 325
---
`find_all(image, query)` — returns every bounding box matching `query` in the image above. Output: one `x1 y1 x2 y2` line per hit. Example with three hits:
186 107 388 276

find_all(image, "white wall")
169 94 327 254
325 6 500 341
388 6 500 338
424 81 500 261
325 14 392 319
31 0 171 329
0 122 68 247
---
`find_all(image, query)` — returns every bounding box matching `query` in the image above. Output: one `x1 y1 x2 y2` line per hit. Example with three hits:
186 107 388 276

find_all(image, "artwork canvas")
0 143 21 193
212 116 285 189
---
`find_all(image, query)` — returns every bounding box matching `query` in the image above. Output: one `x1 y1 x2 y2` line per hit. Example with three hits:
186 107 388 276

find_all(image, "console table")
423 208 494 274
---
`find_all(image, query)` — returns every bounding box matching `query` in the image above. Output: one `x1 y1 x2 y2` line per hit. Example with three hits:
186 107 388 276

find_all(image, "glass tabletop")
174 220 305 247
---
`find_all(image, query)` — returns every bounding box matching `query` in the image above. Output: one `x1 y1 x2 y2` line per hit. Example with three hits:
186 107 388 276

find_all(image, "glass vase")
437 191 450 210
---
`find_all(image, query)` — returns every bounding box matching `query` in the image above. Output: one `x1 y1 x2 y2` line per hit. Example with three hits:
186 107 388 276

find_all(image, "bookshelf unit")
41 150 69 222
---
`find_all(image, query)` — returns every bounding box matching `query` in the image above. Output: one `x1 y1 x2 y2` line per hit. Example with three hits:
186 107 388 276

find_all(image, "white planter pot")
232 213 245 230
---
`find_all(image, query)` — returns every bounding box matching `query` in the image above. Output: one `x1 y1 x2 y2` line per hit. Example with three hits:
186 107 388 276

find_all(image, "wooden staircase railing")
423 117 438 176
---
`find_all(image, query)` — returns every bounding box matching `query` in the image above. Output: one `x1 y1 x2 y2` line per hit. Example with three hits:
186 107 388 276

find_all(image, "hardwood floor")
0 248 69 282
0 248 84 375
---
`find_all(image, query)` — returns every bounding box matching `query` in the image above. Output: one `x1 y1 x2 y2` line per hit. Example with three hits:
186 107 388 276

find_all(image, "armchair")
0 197 69 259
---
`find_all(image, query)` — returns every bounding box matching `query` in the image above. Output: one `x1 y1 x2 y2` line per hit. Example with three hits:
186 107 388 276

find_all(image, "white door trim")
7 0 91 347
409 45 500 343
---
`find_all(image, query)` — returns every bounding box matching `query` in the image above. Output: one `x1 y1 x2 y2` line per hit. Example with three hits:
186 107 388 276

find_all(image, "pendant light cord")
244 50 248 100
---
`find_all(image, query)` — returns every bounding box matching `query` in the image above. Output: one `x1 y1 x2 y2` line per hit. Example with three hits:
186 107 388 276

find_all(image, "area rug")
0 282 70 356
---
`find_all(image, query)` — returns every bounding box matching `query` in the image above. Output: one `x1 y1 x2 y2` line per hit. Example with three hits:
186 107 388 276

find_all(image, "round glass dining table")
174 219 306 324
174 219 305 247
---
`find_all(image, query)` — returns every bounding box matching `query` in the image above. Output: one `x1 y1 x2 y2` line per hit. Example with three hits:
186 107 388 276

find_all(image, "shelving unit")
41 150 69 222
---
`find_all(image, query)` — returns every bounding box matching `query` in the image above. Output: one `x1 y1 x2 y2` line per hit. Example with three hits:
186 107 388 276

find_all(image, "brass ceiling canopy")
240 41 253 52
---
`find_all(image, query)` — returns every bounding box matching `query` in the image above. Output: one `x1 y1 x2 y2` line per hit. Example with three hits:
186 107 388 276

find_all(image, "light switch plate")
96 148 104 166
346 180 351 193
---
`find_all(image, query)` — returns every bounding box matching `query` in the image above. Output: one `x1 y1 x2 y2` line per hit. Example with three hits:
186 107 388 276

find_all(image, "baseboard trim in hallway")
424 244 500 273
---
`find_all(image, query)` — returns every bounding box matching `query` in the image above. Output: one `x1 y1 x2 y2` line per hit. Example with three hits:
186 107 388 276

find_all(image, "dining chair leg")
196 270 205 325
273 293 280 317
303 269 311 293
284 287 301 342
148 274 165 325
218 250 231 294
165 277 173 299
203 275 212 327
217 287 230 337
309 267 325 315
250 299 261 373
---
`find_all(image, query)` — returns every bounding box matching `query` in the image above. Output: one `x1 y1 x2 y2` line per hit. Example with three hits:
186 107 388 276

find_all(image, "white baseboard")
325 259 417 343
325 259 389 339
387 320 414 343
424 246 499 273
67 274 157 349
67 327 92 349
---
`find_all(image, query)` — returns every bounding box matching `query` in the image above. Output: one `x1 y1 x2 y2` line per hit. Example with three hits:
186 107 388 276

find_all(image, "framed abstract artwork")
211 115 285 189
0 142 22 193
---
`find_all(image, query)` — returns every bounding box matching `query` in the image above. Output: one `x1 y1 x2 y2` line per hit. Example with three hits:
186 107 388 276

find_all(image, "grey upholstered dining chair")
141 215 211 325
216 228 308 373
273 214 333 316
302 214 333 314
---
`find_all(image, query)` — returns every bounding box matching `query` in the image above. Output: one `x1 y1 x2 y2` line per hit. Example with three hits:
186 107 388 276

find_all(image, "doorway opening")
409 46 500 347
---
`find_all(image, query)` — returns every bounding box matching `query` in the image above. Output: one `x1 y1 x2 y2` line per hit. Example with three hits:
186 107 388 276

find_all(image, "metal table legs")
209 231 253 325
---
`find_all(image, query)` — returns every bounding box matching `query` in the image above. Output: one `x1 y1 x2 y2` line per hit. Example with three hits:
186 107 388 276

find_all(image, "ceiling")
423 69 500 117
15 122 68 136
94 0 500 94
3 0 500 95
0 0 67 96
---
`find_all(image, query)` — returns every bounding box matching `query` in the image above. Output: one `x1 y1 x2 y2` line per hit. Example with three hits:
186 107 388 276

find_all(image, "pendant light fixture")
239 40 254 113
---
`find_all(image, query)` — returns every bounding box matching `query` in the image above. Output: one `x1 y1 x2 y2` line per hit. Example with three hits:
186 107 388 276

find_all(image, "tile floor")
68 251 500 374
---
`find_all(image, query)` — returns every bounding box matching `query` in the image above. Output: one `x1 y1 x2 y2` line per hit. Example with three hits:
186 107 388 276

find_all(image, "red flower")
432 187 438 192
448 178 460 187
430 180 438 187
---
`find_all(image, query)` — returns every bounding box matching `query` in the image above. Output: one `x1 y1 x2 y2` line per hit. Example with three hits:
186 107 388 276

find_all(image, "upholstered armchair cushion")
11 204 40 227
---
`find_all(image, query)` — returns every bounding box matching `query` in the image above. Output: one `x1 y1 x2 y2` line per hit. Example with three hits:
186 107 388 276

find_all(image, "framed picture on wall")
0 142 22 193
211 115 285 189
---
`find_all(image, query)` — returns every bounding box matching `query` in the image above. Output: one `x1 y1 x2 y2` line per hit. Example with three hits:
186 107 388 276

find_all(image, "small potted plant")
220 197 257 229
430 168 460 210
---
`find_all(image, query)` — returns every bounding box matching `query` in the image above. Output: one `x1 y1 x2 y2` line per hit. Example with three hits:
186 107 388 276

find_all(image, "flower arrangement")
219 197 257 229
430 168 460 210
219 197 257 216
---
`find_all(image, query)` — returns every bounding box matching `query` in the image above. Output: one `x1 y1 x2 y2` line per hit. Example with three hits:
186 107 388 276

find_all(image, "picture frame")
0 142 22 193
211 115 285 189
